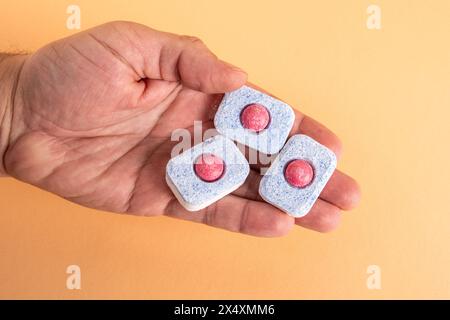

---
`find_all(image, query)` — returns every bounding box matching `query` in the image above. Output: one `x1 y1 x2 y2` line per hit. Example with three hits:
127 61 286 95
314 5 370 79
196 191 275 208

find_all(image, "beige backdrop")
1 0 449 299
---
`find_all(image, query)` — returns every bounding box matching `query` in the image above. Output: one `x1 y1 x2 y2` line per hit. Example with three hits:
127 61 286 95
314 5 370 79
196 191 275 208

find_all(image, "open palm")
5 21 360 237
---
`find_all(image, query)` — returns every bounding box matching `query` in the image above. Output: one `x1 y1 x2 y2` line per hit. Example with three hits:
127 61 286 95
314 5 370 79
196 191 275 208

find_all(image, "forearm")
0 54 27 177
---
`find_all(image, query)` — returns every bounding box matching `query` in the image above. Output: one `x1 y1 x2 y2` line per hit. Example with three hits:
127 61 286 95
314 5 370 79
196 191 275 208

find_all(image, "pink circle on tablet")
194 153 225 182
284 159 314 188
240 103 270 133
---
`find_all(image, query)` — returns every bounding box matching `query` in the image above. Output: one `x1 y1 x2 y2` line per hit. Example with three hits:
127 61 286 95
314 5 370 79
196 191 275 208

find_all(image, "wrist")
0 54 27 177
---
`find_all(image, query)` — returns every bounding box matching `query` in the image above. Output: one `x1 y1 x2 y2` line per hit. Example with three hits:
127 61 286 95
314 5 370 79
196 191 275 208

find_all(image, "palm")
13 35 217 214
6 22 360 237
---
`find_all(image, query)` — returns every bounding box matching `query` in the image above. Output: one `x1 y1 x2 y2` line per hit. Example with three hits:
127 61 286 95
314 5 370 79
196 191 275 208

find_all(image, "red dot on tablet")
284 159 314 188
240 103 270 133
194 153 225 182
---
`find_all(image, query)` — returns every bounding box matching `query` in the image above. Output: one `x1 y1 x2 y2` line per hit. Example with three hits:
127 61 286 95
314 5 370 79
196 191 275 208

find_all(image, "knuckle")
342 179 362 210
179 35 204 46
331 133 343 158
271 215 294 236
316 210 341 233
104 20 133 30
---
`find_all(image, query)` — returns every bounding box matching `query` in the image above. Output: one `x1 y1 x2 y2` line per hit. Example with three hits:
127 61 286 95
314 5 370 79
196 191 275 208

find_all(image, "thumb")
91 21 248 93
169 35 248 93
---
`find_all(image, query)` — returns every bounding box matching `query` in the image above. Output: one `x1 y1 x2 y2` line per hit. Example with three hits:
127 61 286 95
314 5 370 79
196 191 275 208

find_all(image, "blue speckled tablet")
259 134 337 217
214 85 295 154
166 135 250 211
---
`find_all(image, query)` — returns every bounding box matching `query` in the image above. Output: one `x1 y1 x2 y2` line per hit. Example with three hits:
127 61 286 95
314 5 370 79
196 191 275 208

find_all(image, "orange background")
1 0 450 299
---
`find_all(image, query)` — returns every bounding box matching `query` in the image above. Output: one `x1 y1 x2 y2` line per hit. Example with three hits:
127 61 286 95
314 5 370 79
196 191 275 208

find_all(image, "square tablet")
166 135 250 211
214 85 295 154
259 134 337 217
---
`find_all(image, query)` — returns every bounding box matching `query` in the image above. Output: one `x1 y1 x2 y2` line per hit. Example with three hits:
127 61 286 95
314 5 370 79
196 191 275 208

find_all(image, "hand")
3 21 360 237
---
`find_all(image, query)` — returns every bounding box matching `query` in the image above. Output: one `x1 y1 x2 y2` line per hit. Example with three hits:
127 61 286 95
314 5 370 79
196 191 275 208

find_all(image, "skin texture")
1 21 360 237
